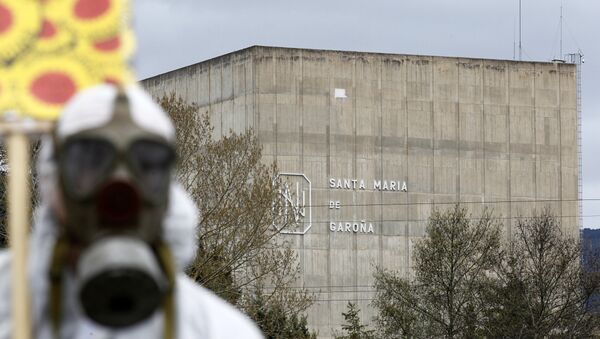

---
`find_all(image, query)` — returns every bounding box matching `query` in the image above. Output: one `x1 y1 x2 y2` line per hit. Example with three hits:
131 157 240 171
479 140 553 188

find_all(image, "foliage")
244 285 317 339
0 169 6 248
0 142 40 249
488 210 600 338
333 302 374 339
159 94 314 330
372 271 430 338
373 206 600 338
372 205 502 338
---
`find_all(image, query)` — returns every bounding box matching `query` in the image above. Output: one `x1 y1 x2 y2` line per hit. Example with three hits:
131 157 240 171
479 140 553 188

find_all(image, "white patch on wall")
334 88 347 98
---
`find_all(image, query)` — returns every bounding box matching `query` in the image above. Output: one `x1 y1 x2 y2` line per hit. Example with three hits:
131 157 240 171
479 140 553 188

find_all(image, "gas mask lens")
61 138 174 202
129 140 174 202
62 138 115 199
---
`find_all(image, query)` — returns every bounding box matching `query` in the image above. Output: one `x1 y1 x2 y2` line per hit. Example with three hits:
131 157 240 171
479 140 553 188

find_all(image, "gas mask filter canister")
77 237 167 327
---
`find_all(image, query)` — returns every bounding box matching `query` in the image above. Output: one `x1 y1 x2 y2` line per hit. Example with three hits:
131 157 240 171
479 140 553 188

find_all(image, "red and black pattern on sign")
16 56 94 119
0 1 41 63
39 19 56 39
29 72 77 105
74 0 111 20
0 2 13 35
93 34 120 52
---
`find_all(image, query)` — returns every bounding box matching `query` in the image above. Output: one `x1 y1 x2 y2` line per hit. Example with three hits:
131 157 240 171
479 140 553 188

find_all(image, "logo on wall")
275 173 312 235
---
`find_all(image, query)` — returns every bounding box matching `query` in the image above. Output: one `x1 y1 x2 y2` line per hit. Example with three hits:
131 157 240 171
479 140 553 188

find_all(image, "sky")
132 0 599 228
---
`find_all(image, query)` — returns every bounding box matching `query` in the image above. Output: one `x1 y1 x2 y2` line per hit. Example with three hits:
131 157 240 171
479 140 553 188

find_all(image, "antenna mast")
560 2 563 59
513 18 516 60
519 0 522 60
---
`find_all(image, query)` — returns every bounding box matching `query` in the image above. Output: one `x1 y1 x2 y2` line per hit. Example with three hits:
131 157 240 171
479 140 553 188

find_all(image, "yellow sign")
0 0 134 120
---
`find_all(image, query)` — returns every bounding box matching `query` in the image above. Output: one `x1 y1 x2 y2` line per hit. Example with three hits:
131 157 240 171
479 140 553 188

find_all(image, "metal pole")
7 131 31 339
560 2 563 59
519 0 522 60
513 18 516 60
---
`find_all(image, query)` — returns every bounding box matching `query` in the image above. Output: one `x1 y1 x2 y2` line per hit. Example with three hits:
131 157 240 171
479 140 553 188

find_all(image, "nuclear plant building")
143 46 580 338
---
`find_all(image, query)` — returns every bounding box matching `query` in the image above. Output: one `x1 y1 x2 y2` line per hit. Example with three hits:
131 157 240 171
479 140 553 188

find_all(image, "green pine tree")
334 302 374 339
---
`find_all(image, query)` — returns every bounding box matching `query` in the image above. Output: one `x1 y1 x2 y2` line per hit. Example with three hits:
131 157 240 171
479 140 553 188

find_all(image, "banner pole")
7 131 31 339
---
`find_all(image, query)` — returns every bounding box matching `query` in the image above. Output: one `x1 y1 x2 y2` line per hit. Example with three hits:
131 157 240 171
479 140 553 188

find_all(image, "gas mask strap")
48 237 69 338
156 241 176 339
113 86 134 123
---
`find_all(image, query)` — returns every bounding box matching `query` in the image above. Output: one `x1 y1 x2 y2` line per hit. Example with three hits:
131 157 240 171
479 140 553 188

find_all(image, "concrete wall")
143 48 256 139
143 46 579 339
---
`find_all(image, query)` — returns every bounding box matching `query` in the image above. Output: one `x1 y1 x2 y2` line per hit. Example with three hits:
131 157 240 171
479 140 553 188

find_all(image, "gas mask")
50 88 177 329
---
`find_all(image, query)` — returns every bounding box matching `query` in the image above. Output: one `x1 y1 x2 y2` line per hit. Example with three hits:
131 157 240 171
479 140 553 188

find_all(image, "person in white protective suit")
0 84 264 339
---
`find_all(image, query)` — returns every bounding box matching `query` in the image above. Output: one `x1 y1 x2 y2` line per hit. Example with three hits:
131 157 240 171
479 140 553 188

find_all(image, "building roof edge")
141 45 576 81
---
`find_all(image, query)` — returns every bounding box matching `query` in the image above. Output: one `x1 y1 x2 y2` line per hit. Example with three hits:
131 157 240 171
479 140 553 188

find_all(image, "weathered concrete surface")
143 46 579 339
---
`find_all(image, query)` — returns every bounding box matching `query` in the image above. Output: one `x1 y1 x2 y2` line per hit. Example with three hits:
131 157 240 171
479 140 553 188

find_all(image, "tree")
0 168 6 248
334 302 374 339
372 205 502 338
372 271 430 338
158 94 315 335
244 285 316 339
0 142 40 249
488 210 600 338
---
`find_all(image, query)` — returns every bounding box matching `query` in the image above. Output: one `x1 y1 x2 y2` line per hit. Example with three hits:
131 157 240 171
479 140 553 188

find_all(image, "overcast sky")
132 0 599 228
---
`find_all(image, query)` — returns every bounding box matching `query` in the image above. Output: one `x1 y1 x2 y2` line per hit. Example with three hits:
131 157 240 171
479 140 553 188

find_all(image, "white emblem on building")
275 173 312 235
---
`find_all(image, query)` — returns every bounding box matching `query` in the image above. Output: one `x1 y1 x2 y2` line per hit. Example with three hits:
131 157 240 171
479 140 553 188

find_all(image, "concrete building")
142 46 580 338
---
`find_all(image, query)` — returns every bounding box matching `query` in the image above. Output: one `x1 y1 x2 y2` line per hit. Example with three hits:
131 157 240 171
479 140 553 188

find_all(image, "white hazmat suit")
0 84 264 339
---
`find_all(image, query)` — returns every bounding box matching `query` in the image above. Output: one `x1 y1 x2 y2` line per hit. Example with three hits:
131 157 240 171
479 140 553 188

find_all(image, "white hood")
56 84 175 142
